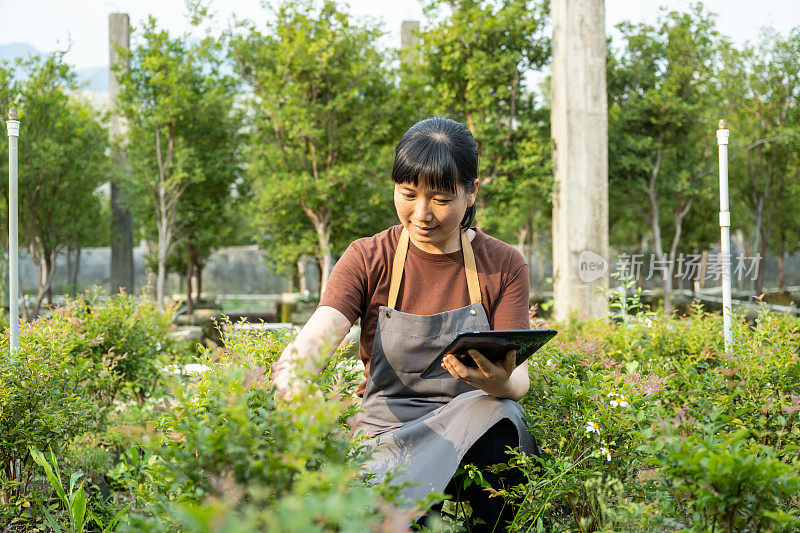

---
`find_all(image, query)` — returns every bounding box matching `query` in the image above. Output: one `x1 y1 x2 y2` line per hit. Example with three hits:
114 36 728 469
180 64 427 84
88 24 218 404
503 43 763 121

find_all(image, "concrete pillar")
550 0 609 321
109 13 135 295
401 20 420 63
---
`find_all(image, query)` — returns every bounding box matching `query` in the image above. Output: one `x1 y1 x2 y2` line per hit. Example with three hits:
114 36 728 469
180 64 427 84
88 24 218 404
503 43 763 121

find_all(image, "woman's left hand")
441 349 516 398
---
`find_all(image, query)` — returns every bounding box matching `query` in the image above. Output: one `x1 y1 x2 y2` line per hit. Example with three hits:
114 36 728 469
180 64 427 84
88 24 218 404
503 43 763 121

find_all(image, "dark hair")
391 117 478 230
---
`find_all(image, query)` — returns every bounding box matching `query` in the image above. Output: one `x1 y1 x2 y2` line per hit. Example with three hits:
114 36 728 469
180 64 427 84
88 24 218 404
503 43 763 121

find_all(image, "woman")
270 117 538 532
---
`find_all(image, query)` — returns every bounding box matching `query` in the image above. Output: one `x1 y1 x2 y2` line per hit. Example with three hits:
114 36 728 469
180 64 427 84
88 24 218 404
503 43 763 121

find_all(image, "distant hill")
0 42 109 91
0 42 39 63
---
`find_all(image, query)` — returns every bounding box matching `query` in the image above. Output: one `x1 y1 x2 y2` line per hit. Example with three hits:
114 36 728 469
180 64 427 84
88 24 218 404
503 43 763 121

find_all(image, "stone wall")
10 243 799 299
14 245 319 297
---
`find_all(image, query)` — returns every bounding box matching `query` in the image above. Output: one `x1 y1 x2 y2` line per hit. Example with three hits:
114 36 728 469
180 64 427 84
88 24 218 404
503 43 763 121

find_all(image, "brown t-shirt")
319 224 530 398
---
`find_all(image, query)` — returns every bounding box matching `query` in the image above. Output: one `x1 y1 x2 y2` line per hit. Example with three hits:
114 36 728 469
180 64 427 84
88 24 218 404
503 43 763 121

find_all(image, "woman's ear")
468 179 480 206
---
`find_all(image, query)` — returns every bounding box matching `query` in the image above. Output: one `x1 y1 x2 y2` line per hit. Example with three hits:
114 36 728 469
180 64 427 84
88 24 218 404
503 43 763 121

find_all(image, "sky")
0 0 798 72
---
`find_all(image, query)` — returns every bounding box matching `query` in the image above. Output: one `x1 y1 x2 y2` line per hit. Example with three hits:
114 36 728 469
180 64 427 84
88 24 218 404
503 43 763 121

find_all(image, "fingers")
442 353 474 380
465 349 495 377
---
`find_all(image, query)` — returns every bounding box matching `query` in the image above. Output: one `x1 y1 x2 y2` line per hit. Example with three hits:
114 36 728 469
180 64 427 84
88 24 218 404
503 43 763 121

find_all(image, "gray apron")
354 227 536 524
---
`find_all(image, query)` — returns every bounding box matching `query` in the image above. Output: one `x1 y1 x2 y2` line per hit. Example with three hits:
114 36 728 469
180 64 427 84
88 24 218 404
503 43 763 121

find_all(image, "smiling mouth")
414 224 437 231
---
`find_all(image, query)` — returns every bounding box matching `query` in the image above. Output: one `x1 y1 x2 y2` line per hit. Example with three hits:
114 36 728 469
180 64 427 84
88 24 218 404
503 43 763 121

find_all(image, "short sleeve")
491 262 530 331
318 242 368 324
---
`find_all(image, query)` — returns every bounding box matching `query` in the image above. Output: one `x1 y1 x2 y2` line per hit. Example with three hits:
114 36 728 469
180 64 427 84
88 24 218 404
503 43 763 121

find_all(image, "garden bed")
1 288 799 532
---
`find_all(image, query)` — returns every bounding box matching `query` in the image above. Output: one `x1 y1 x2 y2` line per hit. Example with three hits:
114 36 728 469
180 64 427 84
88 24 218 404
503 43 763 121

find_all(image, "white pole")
6 109 19 355
716 119 733 353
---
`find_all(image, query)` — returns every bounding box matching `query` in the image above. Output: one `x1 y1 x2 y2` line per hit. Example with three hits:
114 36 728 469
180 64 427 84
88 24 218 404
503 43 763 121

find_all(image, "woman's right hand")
268 305 353 402
270 358 302 401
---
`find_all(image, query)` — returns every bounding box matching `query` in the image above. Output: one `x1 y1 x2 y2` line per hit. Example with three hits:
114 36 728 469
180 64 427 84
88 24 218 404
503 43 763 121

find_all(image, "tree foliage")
413 0 552 248
0 53 109 317
607 5 722 311
721 28 800 293
229 0 402 293
116 18 241 310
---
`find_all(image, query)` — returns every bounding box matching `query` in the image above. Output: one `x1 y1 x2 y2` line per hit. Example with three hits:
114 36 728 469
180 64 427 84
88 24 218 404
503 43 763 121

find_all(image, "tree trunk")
154 125 178 312
185 241 196 315
699 250 708 290
156 217 170 312
664 199 693 315
778 231 786 291
645 139 668 312
46 249 54 305
301 205 333 297
143 239 157 302
298 256 308 294
315 255 324 297
733 230 747 292
66 248 73 295
30 244 57 318
195 260 203 303
750 155 766 293
515 225 529 259
318 243 333 298
185 262 194 315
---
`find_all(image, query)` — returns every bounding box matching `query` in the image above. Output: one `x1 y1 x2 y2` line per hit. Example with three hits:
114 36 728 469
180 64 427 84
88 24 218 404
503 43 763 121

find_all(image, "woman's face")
394 179 478 254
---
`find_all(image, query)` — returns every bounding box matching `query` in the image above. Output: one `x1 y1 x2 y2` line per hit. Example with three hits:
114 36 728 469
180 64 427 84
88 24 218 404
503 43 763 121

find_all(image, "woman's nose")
413 199 433 221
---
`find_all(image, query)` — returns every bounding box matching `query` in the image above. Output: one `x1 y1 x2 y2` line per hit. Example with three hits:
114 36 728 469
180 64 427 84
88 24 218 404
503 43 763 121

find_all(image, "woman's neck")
408 227 476 254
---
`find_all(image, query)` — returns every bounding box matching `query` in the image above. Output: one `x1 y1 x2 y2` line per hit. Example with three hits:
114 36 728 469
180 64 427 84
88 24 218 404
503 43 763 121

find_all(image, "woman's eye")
434 198 452 204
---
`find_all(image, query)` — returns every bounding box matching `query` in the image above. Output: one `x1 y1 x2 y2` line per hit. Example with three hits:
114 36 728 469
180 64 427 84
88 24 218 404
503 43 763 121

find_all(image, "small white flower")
156 341 162 351
610 394 629 408
546 359 553 366
585 421 601 434
599 447 611 461
607 392 618 398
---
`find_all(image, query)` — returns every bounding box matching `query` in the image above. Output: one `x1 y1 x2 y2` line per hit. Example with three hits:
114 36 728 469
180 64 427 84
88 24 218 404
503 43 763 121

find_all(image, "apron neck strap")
387 226 481 310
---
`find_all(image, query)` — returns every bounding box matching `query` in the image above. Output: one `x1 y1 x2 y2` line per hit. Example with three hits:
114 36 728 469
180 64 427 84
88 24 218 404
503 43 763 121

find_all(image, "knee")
467 418 520 466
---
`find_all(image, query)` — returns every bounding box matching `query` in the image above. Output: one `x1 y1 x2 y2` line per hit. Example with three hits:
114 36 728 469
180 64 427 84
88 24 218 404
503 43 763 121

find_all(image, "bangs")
391 134 460 194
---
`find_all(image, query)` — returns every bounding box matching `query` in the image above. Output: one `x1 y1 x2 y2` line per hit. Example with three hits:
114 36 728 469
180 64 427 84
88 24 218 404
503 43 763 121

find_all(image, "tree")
152 43 243 314
229 0 402 295
413 0 551 248
721 28 800 294
0 53 109 318
607 5 722 312
116 18 238 310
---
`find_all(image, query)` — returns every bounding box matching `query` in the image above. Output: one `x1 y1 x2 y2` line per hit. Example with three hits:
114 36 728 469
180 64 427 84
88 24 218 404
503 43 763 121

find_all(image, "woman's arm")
441 259 532 401
504 359 530 401
270 305 353 400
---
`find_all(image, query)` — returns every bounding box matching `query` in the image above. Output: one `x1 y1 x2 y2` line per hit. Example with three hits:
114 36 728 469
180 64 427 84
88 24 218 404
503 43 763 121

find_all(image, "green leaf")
71 483 87 533
41 507 64 533
29 447 67 505
69 471 83 498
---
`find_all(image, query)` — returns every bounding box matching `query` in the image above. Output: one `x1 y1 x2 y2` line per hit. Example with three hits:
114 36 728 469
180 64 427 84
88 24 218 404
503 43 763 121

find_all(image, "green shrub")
119 318 426 532
650 425 800 532
510 293 800 532
0 288 180 530
48 287 181 406
0 320 98 523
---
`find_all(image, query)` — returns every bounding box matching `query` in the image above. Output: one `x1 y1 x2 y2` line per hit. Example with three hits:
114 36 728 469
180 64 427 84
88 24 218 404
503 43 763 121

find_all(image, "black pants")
416 418 536 533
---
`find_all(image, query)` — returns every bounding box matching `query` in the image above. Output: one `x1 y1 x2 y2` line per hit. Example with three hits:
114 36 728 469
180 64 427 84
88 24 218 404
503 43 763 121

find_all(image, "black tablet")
420 329 558 378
